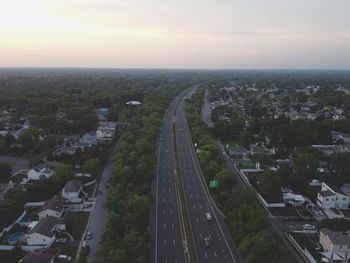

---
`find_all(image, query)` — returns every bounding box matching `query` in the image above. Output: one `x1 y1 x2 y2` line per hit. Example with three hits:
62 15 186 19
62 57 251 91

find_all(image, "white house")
62 180 83 203
320 228 350 253
27 164 54 181
38 195 67 220
24 217 65 247
317 182 349 209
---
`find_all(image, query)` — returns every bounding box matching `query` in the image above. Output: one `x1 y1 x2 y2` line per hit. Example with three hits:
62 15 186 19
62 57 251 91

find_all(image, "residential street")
85 159 113 263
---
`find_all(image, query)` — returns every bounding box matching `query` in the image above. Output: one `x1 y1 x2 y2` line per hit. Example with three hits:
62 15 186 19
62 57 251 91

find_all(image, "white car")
85 231 93 240
302 224 316 230
205 213 212 221
58 255 72 261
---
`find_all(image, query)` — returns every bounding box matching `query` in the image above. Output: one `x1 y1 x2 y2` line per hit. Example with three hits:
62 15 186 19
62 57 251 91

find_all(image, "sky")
0 0 350 69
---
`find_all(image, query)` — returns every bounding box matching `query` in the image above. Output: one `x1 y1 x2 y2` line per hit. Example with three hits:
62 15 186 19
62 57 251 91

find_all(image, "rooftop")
63 180 83 193
321 228 350 246
28 216 65 237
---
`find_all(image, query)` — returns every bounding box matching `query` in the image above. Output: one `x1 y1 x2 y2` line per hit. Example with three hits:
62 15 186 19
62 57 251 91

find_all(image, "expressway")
155 93 187 263
174 92 237 263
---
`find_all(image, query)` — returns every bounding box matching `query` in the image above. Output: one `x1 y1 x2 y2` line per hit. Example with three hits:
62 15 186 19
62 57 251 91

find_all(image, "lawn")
296 207 314 218
268 207 299 217
290 232 320 260
64 212 90 240
0 248 26 263
341 209 350 218
53 241 79 260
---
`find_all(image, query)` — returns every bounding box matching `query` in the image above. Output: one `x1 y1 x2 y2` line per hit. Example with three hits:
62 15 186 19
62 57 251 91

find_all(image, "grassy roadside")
173 122 197 263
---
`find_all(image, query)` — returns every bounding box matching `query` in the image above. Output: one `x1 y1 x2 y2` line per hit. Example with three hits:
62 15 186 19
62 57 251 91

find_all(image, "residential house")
80 131 98 145
62 180 83 203
317 182 349 209
249 144 275 155
312 145 350 156
227 145 248 158
331 131 350 144
38 195 67 220
27 164 54 181
19 248 60 263
282 192 305 207
320 228 350 253
24 217 65 247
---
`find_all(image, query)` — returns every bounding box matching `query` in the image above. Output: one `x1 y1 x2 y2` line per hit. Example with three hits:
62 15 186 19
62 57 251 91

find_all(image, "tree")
0 162 12 182
258 172 282 202
331 152 350 179
52 165 74 184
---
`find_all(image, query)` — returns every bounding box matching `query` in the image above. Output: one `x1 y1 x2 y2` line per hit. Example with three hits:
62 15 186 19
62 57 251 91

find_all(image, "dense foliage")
94 83 190 263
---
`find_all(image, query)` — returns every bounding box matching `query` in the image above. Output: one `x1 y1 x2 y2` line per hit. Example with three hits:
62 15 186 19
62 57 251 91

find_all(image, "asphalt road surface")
175 94 237 263
155 92 188 263
85 159 113 263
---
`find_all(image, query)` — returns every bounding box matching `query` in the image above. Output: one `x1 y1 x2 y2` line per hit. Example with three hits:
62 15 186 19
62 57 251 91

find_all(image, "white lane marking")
172 223 174 229
200 233 203 238
214 251 218 258
205 252 208 259
196 218 199 223
173 239 176 245
164 224 166 229
163 210 165 214
170 209 173 214
164 239 167 245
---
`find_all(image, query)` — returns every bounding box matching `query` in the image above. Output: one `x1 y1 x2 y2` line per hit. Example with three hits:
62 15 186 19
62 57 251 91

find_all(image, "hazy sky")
1 0 350 69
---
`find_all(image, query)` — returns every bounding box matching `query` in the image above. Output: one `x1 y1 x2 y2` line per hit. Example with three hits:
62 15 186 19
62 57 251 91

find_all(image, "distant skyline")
1 0 350 69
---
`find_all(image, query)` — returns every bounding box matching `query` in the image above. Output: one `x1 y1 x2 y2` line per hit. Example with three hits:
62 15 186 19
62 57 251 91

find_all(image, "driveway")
84 159 113 263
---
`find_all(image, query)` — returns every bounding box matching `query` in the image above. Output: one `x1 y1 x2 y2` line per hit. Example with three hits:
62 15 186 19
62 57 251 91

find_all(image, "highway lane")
175 95 236 263
155 95 187 263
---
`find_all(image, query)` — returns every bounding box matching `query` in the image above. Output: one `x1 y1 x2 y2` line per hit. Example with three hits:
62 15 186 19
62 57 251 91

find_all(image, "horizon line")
1 66 350 71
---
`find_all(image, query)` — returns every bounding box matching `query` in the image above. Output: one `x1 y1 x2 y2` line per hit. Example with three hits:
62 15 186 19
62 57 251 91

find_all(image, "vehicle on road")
85 231 93 240
58 255 72 261
302 224 316 230
205 212 212 221
204 237 212 247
